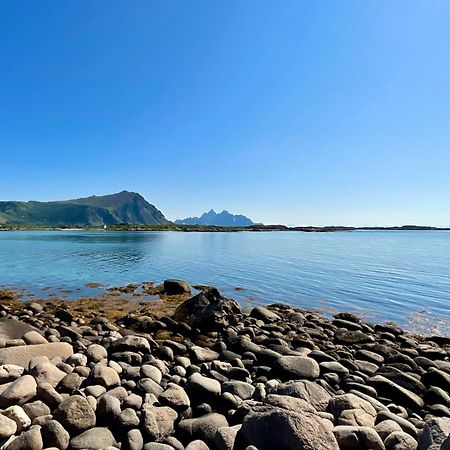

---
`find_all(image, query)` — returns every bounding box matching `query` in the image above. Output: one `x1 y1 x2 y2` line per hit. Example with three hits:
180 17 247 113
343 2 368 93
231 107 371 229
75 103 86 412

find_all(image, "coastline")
0 280 449 448
1 224 450 232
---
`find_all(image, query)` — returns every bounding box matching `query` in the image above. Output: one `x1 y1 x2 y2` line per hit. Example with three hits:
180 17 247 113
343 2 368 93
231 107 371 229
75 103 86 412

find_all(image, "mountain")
0 191 169 226
175 209 255 227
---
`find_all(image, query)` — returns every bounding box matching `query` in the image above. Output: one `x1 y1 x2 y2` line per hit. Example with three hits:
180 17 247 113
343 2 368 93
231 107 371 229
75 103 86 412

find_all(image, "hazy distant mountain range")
0 191 169 227
175 209 254 227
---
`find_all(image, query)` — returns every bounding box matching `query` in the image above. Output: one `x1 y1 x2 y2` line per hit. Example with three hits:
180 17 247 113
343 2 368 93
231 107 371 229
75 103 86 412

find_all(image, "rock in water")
163 279 191 295
174 288 241 331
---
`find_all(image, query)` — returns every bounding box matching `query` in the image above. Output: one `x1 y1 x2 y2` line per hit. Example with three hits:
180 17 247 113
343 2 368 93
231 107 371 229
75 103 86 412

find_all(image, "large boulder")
163 279 191 295
276 380 332 412
418 416 450 449
174 288 241 331
236 405 338 450
0 343 73 368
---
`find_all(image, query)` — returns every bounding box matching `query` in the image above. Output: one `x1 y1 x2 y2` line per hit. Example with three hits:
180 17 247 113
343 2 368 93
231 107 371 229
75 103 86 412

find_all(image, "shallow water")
1 230 450 328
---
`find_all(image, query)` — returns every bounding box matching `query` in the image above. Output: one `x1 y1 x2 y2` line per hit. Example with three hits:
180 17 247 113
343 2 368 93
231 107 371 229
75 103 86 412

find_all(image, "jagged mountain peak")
175 209 255 227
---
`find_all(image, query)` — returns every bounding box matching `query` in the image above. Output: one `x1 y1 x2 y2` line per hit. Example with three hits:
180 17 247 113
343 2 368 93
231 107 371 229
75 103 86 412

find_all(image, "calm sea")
1 230 450 330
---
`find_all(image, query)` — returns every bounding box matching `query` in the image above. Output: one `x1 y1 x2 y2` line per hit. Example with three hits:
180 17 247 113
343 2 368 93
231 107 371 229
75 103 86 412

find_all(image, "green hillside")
0 191 169 226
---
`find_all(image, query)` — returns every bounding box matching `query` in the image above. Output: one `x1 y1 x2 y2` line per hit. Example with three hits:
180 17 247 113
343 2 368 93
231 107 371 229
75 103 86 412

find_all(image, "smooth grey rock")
159 384 190 412
22 331 48 345
179 413 229 447
69 427 117 450
92 364 121 388
0 343 72 368
0 414 17 439
273 356 320 380
3 406 31 433
29 362 66 388
0 375 37 407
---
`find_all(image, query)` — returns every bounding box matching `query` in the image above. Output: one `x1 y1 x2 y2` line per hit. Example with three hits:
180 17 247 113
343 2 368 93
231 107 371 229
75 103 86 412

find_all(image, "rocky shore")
0 280 449 449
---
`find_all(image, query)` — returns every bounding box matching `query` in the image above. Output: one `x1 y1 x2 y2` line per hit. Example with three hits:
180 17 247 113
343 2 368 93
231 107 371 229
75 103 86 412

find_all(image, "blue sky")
1 1 449 226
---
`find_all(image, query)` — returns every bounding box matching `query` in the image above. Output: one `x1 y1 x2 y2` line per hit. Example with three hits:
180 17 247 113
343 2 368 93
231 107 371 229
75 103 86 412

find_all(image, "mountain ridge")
0 191 169 226
175 209 255 227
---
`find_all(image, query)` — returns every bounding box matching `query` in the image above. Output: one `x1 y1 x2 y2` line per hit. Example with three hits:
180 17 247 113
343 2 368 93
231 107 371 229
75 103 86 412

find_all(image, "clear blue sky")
1 1 449 226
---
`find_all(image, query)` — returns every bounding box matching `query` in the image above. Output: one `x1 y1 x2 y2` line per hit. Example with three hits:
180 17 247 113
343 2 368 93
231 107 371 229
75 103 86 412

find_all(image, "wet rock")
164 279 191 295
249 307 281 323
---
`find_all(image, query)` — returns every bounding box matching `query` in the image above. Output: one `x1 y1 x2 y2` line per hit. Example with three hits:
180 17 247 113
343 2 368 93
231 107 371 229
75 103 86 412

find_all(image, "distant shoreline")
0 224 450 232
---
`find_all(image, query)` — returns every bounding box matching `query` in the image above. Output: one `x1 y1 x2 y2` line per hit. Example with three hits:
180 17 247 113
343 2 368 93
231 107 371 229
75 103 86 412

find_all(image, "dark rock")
333 425 384 450
164 279 191 295
174 288 241 331
179 413 229 447
369 375 424 410
41 420 70 450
